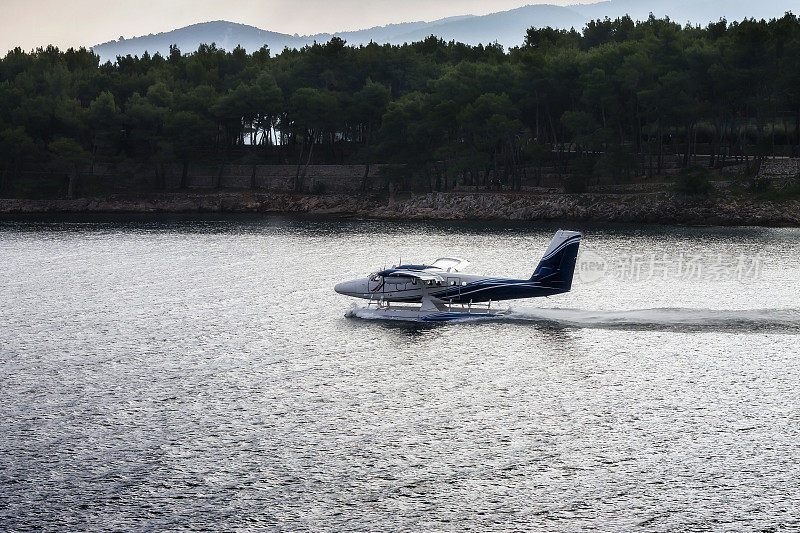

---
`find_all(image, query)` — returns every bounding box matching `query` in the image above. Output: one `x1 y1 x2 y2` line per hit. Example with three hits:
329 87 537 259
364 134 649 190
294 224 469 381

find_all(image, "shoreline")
1 191 799 227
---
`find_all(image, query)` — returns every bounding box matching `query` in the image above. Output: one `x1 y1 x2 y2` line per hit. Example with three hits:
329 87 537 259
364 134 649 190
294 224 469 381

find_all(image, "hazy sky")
1 0 580 53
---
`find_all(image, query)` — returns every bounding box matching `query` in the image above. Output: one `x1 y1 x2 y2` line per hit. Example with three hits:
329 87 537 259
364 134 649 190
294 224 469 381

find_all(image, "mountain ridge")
91 0 798 61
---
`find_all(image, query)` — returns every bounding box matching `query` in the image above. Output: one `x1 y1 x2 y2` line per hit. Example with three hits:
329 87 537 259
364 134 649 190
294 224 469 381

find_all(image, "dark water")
2 215 799 531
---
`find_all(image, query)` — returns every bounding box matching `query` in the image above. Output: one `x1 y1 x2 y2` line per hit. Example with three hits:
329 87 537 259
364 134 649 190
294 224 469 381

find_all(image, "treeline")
1 13 800 196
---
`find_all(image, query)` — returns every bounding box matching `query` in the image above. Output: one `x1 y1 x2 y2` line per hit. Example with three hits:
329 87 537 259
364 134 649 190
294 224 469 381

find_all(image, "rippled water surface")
2 215 799 531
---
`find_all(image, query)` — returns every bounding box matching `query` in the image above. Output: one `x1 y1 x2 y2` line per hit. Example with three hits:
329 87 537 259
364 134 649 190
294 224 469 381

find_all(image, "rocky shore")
1 191 799 226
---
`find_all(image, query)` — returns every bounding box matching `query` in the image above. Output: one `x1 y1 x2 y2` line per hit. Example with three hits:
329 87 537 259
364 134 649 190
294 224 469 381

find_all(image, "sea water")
1 215 799 530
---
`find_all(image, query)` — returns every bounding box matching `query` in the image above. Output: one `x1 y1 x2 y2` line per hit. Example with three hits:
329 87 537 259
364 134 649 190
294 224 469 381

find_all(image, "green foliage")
0 125 36 192
673 165 714 196
563 174 588 194
0 126 36 162
1 13 800 196
48 136 90 166
563 157 594 193
595 145 638 183
48 135 91 198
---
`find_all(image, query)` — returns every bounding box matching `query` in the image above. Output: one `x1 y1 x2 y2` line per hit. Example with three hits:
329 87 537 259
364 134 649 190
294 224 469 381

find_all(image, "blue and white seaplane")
335 230 582 322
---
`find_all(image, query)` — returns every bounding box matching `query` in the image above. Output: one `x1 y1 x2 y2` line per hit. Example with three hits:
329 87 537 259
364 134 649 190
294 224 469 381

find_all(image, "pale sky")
0 0 577 53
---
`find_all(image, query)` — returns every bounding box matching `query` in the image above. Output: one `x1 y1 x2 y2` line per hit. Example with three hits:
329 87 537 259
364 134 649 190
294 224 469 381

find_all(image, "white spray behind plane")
335 230 582 322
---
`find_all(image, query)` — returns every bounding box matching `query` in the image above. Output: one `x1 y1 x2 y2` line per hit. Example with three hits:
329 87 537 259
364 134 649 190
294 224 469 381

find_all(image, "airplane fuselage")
335 231 582 307
334 271 567 304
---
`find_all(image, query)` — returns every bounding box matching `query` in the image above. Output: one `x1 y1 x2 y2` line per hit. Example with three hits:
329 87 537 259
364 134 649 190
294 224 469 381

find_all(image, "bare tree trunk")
66 164 78 199
301 140 315 185
180 160 189 189
360 163 370 193
795 108 800 157
683 124 691 167
294 141 305 192
157 164 167 190
771 102 777 158
547 108 558 146
215 162 225 189
1 164 9 194
709 125 717 168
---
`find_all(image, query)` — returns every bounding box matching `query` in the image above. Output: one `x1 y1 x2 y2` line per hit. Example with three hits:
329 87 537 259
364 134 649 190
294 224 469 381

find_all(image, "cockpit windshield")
430 257 469 272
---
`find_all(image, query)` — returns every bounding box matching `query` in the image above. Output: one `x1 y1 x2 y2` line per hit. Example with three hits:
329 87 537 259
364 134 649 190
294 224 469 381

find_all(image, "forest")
1 13 799 197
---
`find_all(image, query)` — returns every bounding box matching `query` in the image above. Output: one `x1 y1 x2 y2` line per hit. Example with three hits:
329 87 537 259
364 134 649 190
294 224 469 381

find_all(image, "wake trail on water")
503 307 800 332
346 305 800 331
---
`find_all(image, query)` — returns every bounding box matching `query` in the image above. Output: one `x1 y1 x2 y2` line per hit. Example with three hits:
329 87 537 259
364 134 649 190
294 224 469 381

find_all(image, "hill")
90 4 589 61
92 21 308 60
574 0 798 23
90 0 800 61
382 5 586 48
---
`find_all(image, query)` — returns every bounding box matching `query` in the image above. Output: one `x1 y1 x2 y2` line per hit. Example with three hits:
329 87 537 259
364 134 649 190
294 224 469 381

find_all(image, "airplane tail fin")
530 230 582 292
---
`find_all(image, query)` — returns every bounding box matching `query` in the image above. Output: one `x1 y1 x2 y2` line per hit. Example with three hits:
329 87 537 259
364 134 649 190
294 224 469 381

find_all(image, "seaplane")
335 230 582 322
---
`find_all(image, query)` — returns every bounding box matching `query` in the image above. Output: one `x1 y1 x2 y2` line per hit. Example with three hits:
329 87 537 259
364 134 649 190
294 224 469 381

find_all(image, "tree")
49 136 90 198
87 91 121 166
249 72 283 149
0 126 36 193
459 93 524 189
285 87 339 191
1 16 799 196
124 84 172 189
352 80 390 190
165 110 215 189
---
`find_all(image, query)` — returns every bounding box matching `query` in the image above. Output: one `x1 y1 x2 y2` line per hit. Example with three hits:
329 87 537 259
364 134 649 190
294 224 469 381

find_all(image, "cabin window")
462 281 468 286
450 280 457 286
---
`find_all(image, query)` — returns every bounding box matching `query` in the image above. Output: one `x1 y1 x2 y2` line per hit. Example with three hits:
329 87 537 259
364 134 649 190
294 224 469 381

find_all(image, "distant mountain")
90 5 588 62
572 0 798 24
334 15 480 45
92 21 308 61
380 5 586 47
91 0 799 62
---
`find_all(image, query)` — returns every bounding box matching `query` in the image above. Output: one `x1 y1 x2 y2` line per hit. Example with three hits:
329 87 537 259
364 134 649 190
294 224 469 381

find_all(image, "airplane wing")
377 269 445 282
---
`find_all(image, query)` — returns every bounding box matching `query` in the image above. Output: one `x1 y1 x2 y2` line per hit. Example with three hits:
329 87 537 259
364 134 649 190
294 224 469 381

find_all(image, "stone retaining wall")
21 164 390 194
4 191 800 226
758 159 800 189
174 164 388 192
